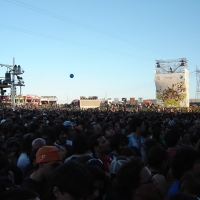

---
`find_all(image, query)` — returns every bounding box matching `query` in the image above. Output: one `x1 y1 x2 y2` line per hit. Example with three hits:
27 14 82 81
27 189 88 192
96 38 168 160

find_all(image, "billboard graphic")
154 69 189 107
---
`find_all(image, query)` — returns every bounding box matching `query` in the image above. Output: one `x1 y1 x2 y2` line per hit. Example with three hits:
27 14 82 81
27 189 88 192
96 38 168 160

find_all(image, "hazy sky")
1 0 199 104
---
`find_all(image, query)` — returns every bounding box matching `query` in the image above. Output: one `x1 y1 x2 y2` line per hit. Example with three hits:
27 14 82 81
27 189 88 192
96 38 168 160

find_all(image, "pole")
11 57 15 111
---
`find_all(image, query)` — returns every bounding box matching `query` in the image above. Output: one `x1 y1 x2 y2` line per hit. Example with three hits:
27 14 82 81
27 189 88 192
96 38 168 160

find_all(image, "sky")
0 0 200 104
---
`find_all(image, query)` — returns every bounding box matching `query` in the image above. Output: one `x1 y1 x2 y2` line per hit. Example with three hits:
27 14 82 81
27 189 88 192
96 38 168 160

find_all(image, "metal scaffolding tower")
155 58 188 74
196 66 200 99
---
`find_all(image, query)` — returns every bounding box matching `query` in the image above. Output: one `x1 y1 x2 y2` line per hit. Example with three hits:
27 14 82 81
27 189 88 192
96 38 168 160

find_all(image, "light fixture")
156 62 161 68
17 76 23 80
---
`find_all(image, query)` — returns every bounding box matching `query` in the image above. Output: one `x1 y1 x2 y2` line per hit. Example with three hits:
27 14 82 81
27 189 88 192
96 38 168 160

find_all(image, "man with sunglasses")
112 157 158 200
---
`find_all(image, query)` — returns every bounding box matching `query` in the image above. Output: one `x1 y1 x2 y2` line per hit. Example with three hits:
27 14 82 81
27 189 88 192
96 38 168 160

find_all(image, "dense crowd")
1 108 200 200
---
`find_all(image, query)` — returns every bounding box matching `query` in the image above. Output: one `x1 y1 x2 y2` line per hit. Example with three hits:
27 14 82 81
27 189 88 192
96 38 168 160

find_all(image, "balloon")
70 74 74 78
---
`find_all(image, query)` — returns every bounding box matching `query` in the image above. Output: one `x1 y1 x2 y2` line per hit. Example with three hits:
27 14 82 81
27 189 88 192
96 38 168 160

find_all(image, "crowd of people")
0 108 200 200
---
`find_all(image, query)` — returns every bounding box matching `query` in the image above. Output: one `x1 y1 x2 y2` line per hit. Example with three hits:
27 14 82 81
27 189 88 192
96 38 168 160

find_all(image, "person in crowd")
0 151 17 193
62 121 76 145
6 137 21 166
40 127 56 146
167 147 200 199
88 133 112 172
101 123 115 142
21 146 62 198
65 133 91 162
181 131 192 147
143 138 160 156
53 124 73 157
43 160 93 200
90 122 102 134
32 138 46 150
0 188 40 200
109 156 130 176
109 157 158 200
147 146 169 199
179 172 200 198
85 164 110 200
17 133 37 176
0 130 5 148
11 125 24 140
111 121 121 134
164 128 181 168
109 133 129 160
127 117 146 161
151 122 167 149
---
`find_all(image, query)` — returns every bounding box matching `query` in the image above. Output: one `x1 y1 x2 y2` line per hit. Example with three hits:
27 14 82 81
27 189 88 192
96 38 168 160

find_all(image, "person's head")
182 132 191 145
72 133 89 154
120 147 138 158
86 157 105 172
11 125 24 139
0 188 40 200
40 127 56 145
88 133 110 155
110 133 128 154
35 146 62 179
109 156 129 175
85 165 109 200
22 133 37 154
143 138 159 154
90 122 101 134
179 172 200 198
32 138 46 150
63 121 75 140
152 127 164 142
147 146 167 173
165 128 181 148
129 117 145 134
114 157 157 200
172 147 200 180
113 122 120 134
27 122 40 134
101 124 115 140
43 160 93 200
6 137 20 155
53 125 66 144
54 124 75 144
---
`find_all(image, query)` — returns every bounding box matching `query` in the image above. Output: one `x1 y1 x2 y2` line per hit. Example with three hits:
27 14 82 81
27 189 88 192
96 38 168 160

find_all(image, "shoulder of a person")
104 155 112 162
154 174 168 184
127 134 133 138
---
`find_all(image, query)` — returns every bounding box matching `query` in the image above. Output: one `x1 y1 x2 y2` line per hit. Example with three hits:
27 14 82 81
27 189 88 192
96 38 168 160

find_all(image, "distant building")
40 96 58 105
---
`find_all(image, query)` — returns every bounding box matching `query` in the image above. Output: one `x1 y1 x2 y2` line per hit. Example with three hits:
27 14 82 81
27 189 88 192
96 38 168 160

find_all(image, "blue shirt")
167 180 179 199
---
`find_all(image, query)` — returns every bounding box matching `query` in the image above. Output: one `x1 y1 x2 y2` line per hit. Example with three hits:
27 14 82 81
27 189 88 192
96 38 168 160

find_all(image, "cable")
4 0 130 43
0 24 134 57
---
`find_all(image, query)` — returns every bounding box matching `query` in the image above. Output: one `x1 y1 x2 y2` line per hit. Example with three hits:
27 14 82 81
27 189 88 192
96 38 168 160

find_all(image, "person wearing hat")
21 146 62 198
53 123 75 160
54 121 75 147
